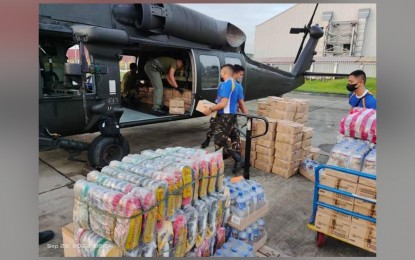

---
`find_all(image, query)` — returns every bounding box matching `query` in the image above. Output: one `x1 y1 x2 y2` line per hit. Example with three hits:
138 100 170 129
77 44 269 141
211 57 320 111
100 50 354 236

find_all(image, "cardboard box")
169 107 185 115
348 237 376 253
274 141 302 154
268 110 295 121
256 117 278 133
302 127 313 140
320 173 340 188
349 221 376 240
274 149 302 162
241 149 256 166
318 205 352 223
257 101 267 110
354 198 376 210
310 147 321 160
291 98 310 113
273 158 300 169
228 202 269 231
257 138 275 148
240 138 257 152
276 120 303 135
271 165 298 178
256 154 275 164
301 138 312 149
184 104 191 112
314 209 351 240
324 168 359 183
261 130 276 141
276 132 303 144
352 216 376 229
254 160 273 172
62 223 78 257
172 89 182 98
318 195 354 211
267 96 284 105
356 184 377 199
338 179 358 193
299 166 315 182
183 98 192 106
358 176 376 188
169 98 184 108
183 89 192 99
294 111 304 120
319 189 355 204
196 99 217 117
257 109 267 117
256 145 275 156
353 205 376 217
269 99 297 112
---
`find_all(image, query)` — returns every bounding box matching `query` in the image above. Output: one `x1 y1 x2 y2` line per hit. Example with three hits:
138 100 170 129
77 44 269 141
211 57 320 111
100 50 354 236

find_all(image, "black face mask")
346 83 358 92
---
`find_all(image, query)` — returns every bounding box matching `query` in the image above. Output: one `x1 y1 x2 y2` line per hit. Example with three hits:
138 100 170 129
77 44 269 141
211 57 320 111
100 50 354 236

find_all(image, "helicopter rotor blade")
293 3 319 64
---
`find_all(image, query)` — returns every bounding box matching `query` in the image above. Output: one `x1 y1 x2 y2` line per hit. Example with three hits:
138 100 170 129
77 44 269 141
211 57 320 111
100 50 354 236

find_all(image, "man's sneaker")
39 230 55 244
151 108 167 116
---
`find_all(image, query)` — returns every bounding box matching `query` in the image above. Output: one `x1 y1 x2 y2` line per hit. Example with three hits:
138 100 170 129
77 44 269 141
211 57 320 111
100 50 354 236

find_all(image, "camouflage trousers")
213 114 241 156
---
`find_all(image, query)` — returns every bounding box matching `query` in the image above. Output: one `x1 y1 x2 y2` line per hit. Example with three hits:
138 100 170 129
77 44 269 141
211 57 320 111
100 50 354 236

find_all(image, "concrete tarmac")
38 92 375 257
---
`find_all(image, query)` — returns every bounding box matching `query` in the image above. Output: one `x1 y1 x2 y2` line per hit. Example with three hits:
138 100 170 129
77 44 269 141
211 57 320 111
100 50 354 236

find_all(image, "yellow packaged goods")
156 220 174 257
256 145 275 156
356 184 377 199
74 228 124 257
276 132 303 144
302 127 313 140
274 141 302 154
254 160 273 172
324 168 359 183
275 149 302 162
268 110 295 121
301 138 312 149
257 138 275 148
257 117 278 132
271 165 298 178
276 120 303 135
256 154 275 164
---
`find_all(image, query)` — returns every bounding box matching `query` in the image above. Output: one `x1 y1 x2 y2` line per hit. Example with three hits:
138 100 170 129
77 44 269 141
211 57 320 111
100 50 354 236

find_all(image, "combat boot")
230 151 244 174
200 136 210 148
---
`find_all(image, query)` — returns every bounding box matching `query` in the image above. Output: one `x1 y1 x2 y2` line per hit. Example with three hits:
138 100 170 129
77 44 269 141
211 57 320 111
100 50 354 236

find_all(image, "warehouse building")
254 4 376 77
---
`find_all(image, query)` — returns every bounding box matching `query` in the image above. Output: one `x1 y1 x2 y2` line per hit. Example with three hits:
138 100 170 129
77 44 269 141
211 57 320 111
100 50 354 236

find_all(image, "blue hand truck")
307 164 376 250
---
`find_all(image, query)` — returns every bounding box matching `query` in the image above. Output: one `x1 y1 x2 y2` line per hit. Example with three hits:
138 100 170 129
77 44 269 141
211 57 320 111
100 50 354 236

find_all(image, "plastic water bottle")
214 249 223 257
251 186 258 211
246 244 255 257
230 246 240 257
238 229 248 243
243 191 251 215
231 227 239 239
229 188 236 206
258 218 266 238
256 184 265 207
236 192 248 217
252 222 259 242
246 226 253 244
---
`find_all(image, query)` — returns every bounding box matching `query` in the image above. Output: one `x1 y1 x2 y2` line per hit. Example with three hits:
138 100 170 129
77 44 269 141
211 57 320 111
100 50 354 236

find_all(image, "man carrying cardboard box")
202 64 245 173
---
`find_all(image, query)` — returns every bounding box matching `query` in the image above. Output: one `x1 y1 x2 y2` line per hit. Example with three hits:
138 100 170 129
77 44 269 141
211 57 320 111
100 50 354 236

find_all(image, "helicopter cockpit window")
225 57 241 66
200 55 220 89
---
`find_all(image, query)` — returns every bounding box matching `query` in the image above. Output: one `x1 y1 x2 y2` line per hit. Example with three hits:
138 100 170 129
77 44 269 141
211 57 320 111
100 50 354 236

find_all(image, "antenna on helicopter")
290 3 319 64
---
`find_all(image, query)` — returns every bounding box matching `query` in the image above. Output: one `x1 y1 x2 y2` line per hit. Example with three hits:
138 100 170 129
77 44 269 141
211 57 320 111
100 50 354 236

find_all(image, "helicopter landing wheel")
87 135 130 169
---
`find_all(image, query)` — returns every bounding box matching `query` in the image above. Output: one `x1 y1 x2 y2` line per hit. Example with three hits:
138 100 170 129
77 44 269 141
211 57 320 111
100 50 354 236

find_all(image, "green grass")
294 78 377 96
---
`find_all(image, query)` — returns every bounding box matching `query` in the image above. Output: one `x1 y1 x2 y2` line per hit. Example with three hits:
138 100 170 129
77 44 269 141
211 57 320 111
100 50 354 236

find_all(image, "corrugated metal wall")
254 3 376 59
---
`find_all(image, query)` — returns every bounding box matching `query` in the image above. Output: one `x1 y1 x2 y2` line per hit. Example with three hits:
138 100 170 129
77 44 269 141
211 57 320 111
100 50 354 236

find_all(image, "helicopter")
39 3 345 168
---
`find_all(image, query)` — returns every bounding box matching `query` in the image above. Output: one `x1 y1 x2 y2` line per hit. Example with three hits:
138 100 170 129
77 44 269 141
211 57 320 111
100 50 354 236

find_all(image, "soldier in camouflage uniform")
203 64 244 173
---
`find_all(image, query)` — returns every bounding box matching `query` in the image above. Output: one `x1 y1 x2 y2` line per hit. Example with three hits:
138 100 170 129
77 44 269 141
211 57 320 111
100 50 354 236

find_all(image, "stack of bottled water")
224 178 266 218
227 217 266 244
213 237 255 257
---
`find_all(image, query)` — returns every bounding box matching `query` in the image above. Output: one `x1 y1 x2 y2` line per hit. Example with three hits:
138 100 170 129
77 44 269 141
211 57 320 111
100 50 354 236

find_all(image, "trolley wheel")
316 232 326 247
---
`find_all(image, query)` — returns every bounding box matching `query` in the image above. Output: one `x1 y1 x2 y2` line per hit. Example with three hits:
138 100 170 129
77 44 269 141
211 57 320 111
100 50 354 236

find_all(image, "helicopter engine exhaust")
113 3 246 48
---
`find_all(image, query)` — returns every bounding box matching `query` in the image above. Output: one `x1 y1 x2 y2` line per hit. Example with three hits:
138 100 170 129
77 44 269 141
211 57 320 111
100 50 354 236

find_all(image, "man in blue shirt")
347 70 376 110
203 64 244 173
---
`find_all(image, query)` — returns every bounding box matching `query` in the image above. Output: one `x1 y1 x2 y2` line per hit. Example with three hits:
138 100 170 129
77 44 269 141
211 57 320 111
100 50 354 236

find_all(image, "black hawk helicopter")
39 3 344 168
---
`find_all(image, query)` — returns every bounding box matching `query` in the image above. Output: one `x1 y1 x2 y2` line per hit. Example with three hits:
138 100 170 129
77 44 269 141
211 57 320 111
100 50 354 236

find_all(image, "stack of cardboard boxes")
315 169 377 253
248 96 320 178
137 87 192 112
